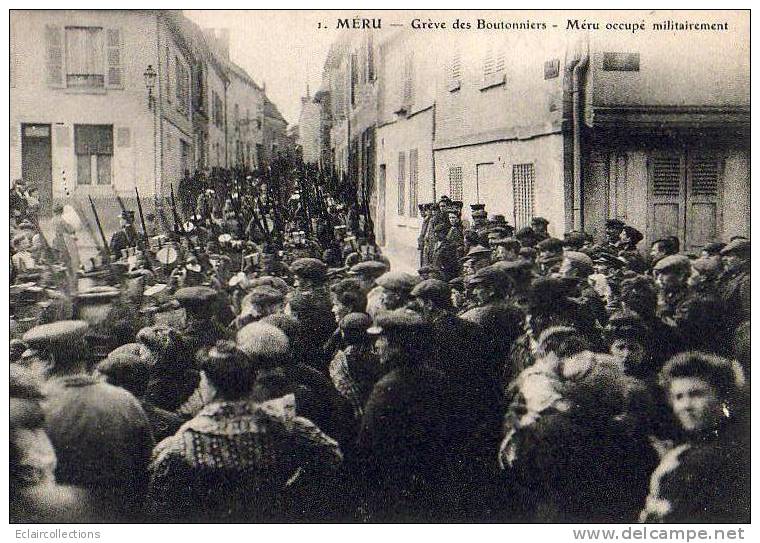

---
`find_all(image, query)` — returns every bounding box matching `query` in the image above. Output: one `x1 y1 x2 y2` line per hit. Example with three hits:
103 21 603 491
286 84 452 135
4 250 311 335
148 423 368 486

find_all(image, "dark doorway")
21 124 53 215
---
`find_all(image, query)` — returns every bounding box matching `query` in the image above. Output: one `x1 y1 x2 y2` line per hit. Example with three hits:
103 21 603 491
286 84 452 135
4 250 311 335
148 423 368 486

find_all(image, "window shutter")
105 28 123 88
483 45 495 79
403 53 414 106
651 154 682 197
686 153 723 250
397 152 406 216
409 149 419 217
512 163 536 228
45 25 64 88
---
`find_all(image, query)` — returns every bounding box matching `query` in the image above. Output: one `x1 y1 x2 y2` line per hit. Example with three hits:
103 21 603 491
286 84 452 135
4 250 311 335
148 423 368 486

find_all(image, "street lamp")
143 64 157 111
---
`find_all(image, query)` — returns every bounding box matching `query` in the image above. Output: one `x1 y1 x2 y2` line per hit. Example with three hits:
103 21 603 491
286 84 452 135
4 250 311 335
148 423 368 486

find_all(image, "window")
512 163 536 228
75 125 113 185
449 50 462 91
449 166 463 201
180 139 190 178
482 43 506 88
175 56 190 116
409 149 419 217
397 151 406 216
65 27 104 89
234 103 239 131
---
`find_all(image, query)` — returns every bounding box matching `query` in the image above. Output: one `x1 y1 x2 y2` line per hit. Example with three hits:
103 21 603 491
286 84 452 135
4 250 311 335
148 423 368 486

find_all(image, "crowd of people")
9 175 751 523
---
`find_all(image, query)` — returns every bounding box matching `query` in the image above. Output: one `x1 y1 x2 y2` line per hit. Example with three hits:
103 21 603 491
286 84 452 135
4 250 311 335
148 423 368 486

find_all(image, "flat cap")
692 255 722 276
468 264 510 288
236 321 290 360
531 217 549 226
367 308 428 336
653 254 692 273
96 351 149 381
563 231 587 249
490 237 521 250
23 320 88 347
175 286 217 306
248 275 290 294
410 278 451 303
490 259 534 279
375 271 420 293
530 277 578 307
242 286 284 306
563 250 594 271
349 260 388 278
536 237 564 253
289 257 327 280
108 342 153 364
461 245 492 262
136 325 184 354
720 238 750 257
339 312 373 334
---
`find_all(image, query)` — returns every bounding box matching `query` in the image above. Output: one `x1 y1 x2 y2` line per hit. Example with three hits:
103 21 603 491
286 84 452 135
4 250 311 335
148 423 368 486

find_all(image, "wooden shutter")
45 25 64 88
647 151 685 246
402 53 414 106
449 166 463 201
105 28 123 88
409 149 419 217
686 152 723 250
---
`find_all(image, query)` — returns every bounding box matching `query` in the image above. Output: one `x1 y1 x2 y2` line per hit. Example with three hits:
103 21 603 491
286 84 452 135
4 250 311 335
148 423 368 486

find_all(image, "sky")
184 10 340 126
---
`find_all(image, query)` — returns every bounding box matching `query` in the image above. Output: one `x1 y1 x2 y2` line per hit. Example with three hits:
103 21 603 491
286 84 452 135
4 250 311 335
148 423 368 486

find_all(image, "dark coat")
355 364 456 521
109 226 139 256
431 238 461 281
717 259 750 325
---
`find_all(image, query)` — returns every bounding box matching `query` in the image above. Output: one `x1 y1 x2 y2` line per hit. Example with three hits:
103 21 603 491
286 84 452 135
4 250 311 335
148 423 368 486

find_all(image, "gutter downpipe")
571 39 589 231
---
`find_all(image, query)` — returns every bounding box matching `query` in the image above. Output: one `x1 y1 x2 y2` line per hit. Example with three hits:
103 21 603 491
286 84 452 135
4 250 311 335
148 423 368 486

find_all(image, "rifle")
134 187 153 271
170 183 184 235
88 195 111 258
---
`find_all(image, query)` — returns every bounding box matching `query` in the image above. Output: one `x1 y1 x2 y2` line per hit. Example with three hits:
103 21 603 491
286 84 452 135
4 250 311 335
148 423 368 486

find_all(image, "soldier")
417 203 433 266
431 222 460 281
530 217 550 242
446 204 466 258
110 210 140 256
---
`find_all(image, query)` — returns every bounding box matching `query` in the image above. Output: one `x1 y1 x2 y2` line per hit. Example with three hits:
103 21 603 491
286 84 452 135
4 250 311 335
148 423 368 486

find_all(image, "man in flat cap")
231 286 285 330
536 237 565 276
460 245 493 279
559 250 606 326
357 308 456 520
491 237 522 263
366 271 420 318
175 286 232 355
110 210 140 256
25 321 154 521
716 238 750 324
349 260 388 291
147 338 342 522
652 254 692 323
604 218 626 250
531 217 550 242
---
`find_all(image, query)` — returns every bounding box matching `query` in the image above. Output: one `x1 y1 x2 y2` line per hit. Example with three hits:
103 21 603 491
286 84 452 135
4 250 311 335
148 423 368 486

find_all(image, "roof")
263 96 287 123
228 61 261 90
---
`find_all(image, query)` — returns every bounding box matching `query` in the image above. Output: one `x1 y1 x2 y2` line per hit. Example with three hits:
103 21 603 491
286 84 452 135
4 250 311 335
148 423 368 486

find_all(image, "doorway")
21 124 53 215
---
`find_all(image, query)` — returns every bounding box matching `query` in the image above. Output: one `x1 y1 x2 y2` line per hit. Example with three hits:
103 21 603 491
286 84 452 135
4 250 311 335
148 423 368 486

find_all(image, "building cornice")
433 120 563 151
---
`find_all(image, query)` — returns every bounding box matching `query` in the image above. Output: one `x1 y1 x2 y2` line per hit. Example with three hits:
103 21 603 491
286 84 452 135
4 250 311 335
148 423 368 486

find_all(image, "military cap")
460 245 492 262
23 320 89 348
536 237 564 253
531 216 549 226
470 203 486 212
563 251 594 273
491 215 507 225
339 312 373 335
439 195 452 202
720 238 750 257
242 286 284 306
290 257 328 280
410 278 451 304
605 218 625 229
175 286 217 307
349 260 388 278
367 308 428 336
375 271 420 293
472 209 488 219
653 254 692 274
236 321 290 360
120 210 136 222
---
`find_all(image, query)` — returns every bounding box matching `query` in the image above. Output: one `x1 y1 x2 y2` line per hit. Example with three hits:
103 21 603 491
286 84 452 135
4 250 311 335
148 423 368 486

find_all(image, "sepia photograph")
7 7 751 527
